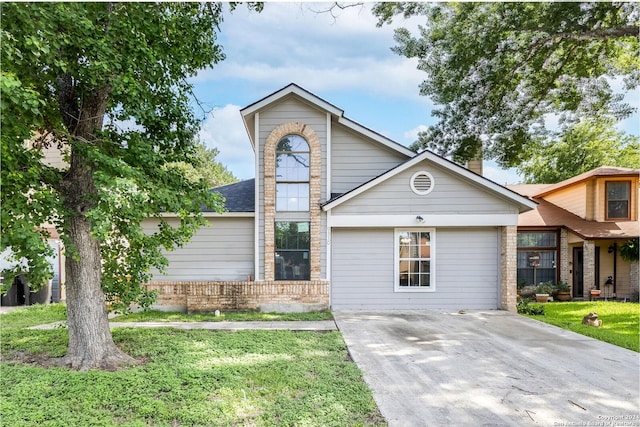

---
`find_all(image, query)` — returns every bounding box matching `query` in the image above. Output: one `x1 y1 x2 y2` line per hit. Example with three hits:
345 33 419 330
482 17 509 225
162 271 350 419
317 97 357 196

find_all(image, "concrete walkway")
29 320 338 331
333 310 640 427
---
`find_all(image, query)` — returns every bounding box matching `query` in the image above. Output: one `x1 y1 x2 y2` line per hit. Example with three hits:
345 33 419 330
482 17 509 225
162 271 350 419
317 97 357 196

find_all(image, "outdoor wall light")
416 215 425 223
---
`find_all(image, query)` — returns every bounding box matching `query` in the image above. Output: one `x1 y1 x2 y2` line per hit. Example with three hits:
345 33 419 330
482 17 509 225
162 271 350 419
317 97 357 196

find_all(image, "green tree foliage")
166 142 237 189
518 118 640 183
373 2 639 167
1 2 260 370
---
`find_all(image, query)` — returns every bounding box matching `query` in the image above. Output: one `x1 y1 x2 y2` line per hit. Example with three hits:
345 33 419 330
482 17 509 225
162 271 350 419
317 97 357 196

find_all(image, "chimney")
466 158 483 176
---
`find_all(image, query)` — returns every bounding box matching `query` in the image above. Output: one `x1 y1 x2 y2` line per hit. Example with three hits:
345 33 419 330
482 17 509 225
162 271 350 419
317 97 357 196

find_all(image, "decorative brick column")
263 122 322 281
500 225 517 312
583 240 596 296
559 229 569 286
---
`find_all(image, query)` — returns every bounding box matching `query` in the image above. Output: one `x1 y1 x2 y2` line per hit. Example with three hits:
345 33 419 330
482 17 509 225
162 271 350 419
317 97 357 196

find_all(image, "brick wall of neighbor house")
583 240 596 296
145 280 329 313
560 229 570 285
500 226 518 312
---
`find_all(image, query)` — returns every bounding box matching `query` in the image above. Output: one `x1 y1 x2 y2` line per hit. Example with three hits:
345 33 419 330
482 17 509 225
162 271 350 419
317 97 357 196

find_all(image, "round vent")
410 171 434 195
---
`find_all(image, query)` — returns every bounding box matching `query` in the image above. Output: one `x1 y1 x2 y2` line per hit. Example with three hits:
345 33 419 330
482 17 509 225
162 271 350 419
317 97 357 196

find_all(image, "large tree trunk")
61 213 135 371
57 83 135 370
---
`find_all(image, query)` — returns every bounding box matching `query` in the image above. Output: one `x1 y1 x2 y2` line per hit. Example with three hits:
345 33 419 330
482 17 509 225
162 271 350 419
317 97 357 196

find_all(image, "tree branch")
554 25 638 41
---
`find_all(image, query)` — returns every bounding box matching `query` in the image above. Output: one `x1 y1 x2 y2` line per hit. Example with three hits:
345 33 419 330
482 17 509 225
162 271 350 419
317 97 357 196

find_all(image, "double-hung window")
395 229 434 292
606 181 631 220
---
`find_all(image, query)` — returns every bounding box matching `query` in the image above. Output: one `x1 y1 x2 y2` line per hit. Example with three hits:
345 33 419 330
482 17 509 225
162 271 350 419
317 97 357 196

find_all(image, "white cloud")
403 125 428 144
195 2 429 104
198 105 254 180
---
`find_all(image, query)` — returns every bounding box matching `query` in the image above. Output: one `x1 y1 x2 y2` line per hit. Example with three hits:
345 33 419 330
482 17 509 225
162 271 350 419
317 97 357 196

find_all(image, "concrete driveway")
334 310 639 427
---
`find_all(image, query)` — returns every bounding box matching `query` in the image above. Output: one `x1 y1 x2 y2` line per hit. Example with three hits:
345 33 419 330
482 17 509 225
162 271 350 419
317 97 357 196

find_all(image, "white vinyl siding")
143 217 254 281
331 227 499 309
332 162 516 215
331 124 407 194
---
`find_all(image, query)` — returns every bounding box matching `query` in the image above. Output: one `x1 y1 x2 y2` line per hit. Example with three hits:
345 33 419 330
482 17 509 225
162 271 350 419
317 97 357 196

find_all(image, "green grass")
523 301 640 352
111 309 334 323
1 304 384 426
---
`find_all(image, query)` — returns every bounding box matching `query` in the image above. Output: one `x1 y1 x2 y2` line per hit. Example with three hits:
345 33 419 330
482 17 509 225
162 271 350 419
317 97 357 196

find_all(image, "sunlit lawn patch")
523 301 639 352
1 304 384 426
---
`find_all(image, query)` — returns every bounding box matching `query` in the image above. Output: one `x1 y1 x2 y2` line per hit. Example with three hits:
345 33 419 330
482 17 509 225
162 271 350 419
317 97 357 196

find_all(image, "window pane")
276 183 309 211
276 153 309 181
607 182 630 219
607 182 629 200
608 201 629 219
275 222 310 281
398 230 432 288
517 250 557 286
277 135 309 152
517 232 556 247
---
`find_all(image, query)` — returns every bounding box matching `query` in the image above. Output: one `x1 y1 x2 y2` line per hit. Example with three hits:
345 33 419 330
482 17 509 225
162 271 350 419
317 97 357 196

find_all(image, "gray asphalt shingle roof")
210 179 255 212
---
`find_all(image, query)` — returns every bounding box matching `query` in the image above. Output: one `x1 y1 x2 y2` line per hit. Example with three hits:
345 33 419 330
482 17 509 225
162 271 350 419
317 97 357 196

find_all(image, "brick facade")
583 240 596 297
500 225 518 312
146 280 329 313
263 122 322 281
559 229 570 287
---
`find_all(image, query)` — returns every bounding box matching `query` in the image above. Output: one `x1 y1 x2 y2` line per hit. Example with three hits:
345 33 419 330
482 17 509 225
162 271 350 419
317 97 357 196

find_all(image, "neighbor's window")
517 231 558 286
396 230 434 292
606 181 630 220
275 222 310 281
276 135 309 211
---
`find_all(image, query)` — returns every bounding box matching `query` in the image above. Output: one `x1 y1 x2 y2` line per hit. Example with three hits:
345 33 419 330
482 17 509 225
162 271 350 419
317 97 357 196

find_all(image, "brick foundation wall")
145 280 329 313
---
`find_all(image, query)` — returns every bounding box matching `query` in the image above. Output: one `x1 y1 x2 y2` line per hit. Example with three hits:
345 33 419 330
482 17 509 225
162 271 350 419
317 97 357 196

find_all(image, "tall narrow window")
396 230 434 292
606 181 630 220
275 222 310 281
276 135 309 211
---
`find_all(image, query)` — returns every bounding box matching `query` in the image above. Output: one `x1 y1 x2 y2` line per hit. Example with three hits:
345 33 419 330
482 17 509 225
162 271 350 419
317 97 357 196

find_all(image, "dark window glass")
606 181 630 219
516 231 558 286
275 222 310 281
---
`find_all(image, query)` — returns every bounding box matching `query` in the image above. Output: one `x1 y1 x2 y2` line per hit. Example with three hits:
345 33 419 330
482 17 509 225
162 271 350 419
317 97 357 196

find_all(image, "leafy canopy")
518 118 640 183
373 2 639 167
0 2 258 310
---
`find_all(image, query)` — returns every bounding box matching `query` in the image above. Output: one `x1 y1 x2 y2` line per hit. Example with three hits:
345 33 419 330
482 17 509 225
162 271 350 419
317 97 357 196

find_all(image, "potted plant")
535 281 554 303
554 281 571 302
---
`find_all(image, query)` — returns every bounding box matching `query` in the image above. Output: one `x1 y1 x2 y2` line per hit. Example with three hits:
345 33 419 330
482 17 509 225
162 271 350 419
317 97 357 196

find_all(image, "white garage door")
331 228 500 310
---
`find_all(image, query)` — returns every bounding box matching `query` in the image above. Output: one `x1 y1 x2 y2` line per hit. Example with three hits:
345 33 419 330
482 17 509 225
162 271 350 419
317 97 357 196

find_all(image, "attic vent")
410 171 434 196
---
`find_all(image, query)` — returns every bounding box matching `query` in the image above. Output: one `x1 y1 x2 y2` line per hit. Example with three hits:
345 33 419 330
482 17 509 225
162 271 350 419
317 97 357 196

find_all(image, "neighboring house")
144 83 536 312
0 137 66 306
509 167 640 301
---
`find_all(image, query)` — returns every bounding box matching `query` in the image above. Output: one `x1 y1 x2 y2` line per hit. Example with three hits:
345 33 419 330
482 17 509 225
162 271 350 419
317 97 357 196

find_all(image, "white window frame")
394 228 436 293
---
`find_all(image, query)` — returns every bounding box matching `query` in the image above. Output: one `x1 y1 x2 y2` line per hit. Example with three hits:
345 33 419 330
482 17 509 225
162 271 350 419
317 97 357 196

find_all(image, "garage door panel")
331 228 499 309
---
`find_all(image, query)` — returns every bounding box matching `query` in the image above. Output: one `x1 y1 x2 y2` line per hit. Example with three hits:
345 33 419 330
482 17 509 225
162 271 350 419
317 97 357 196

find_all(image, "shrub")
517 297 545 315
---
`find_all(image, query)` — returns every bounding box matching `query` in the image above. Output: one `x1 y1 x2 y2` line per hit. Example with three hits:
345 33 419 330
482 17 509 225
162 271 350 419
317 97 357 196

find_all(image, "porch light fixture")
416 215 425 223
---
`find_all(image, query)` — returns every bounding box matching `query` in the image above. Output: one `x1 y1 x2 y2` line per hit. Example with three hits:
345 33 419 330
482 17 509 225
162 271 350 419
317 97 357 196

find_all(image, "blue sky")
191 2 639 184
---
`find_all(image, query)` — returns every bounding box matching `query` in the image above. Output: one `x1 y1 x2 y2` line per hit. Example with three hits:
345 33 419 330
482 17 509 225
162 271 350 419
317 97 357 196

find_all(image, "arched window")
276 135 309 211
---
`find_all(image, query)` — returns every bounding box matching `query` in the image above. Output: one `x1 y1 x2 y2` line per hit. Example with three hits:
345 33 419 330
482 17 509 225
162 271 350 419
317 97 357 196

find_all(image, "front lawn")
522 301 639 352
1 304 384 426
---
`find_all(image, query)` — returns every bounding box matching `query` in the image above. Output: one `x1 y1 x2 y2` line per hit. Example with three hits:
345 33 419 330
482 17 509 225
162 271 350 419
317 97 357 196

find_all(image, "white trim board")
328 214 519 228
